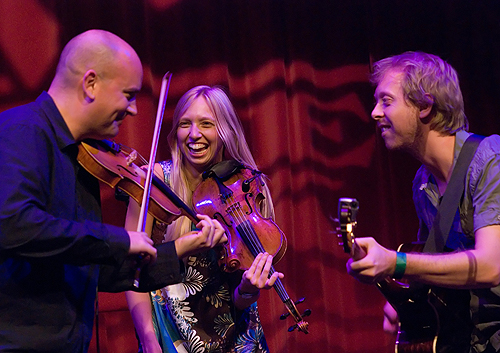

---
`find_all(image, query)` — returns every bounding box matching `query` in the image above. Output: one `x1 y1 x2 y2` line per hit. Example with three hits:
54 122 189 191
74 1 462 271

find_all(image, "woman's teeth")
188 143 207 153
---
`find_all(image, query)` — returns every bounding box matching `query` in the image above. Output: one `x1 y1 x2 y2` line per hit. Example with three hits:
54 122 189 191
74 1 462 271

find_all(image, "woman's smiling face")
177 96 224 174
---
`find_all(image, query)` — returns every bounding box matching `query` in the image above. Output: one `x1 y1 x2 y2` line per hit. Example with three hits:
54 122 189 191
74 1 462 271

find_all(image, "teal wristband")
393 252 407 279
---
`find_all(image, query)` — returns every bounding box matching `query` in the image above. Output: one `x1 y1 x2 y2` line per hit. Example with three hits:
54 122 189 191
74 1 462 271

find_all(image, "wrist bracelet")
393 252 407 279
237 286 260 299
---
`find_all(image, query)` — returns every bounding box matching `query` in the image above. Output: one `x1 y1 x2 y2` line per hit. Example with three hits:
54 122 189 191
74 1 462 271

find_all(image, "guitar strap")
423 133 485 253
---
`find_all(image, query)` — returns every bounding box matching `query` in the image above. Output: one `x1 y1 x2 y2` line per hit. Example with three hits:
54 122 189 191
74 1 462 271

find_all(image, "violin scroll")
280 297 311 333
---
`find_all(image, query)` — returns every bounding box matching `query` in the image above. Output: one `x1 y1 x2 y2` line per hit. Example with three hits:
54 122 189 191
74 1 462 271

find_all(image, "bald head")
48 29 143 141
51 29 141 89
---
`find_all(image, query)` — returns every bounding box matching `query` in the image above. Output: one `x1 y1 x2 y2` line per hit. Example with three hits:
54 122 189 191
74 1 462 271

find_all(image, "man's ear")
419 93 434 119
82 70 98 101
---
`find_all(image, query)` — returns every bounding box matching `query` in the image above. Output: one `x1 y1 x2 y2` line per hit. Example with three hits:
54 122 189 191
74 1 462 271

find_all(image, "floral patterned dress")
147 161 269 353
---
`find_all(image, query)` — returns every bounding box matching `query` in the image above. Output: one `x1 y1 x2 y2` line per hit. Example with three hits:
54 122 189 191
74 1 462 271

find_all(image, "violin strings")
226 180 289 302
225 173 306 329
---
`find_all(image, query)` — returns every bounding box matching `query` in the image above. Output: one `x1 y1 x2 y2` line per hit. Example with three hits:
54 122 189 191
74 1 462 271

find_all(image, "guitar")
337 198 472 353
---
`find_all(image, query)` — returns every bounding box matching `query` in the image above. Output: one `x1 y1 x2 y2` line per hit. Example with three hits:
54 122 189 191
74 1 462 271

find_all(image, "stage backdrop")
1 1 500 352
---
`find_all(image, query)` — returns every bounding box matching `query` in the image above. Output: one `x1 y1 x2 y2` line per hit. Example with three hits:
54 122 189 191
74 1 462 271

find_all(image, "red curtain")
2 1 500 352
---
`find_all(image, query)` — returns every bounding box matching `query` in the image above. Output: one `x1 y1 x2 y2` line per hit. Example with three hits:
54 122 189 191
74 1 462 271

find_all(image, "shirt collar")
36 91 76 151
418 130 471 200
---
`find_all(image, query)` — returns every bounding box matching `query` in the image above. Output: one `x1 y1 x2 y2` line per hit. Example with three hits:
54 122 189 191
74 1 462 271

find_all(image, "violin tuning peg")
295 297 305 305
302 309 312 317
280 297 306 320
280 312 290 320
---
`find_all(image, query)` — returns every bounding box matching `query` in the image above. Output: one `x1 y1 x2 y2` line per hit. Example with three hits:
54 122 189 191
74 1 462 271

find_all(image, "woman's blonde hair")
164 85 275 241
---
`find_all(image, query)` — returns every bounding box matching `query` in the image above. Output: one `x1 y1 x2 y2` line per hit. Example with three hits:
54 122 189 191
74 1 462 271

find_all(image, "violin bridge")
126 150 138 166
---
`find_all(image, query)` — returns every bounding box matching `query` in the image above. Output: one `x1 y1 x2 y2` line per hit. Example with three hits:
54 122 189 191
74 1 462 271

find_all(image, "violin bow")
134 72 172 288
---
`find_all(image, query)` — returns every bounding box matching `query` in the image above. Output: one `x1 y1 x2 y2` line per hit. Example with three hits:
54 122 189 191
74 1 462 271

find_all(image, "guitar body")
380 243 471 353
337 199 472 353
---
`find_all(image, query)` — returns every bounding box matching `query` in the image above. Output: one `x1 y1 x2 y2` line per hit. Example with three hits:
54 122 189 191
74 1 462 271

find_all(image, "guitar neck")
350 238 367 261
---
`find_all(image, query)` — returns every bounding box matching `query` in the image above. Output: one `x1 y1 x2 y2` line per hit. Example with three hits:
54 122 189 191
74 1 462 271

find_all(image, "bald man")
0 30 225 352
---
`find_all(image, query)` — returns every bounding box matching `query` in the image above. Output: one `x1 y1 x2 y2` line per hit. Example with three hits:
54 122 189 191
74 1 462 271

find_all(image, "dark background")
1 1 500 352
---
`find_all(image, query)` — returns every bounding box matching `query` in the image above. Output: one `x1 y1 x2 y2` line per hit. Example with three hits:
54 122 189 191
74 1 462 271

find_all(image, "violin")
192 160 311 334
77 139 199 225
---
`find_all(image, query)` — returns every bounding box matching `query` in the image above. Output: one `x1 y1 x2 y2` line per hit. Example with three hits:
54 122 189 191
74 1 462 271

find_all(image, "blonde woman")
126 86 283 353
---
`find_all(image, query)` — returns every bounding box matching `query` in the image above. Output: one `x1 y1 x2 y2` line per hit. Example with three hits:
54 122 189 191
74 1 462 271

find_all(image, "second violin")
192 159 311 334
193 159 286 272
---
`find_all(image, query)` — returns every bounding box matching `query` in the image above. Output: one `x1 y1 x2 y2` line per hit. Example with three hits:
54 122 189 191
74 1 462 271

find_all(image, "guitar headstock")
337 198 359 254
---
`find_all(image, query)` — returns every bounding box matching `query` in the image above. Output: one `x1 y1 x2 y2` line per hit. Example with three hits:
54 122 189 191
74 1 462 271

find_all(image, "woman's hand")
234 252 284 309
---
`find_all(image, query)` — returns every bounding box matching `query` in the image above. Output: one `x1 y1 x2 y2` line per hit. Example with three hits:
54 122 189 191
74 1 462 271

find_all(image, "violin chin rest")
202 160 245 181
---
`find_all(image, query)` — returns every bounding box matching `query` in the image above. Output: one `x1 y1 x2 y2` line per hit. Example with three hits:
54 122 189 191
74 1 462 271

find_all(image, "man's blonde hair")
371 51 468 134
